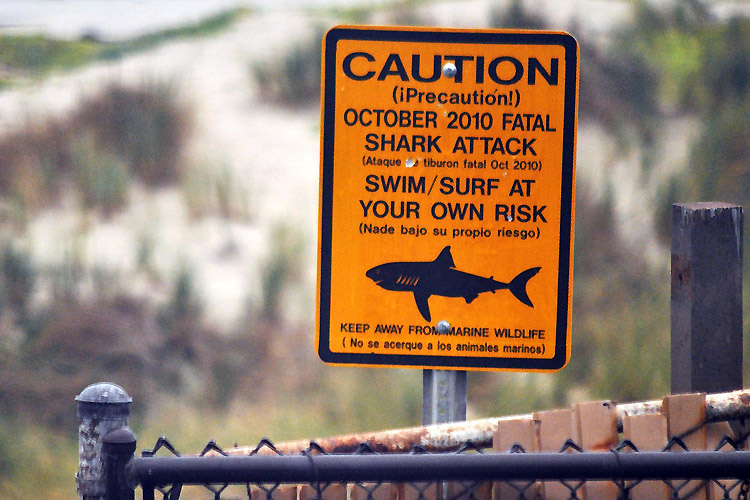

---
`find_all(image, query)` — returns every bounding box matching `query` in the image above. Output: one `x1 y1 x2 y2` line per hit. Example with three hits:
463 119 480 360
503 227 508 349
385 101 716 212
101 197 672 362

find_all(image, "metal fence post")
671 202 744 394
76 382 132 500
102 426 137 500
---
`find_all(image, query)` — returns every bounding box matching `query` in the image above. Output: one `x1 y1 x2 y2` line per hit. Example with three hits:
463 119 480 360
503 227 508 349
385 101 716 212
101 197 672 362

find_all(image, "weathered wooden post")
76 382 132 500
671 202 744 394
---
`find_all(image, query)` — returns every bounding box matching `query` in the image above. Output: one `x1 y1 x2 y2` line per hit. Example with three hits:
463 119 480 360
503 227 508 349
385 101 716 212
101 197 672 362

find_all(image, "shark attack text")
364 134 537 155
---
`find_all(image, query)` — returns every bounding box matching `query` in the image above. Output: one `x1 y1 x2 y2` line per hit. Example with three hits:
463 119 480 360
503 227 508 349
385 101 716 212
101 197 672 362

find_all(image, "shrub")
0 81 192 215
489 0 547 30
0 120 71 212
73 82 191 186
0 242 35 318
259 223 305 321
70 134 130 213
252 28 324 107
182 160 251 220
0 294 158 428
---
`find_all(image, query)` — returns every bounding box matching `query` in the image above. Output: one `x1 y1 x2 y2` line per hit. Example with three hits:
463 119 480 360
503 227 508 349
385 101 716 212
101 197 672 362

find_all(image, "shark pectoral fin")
413 292 432 322
464 294 478 304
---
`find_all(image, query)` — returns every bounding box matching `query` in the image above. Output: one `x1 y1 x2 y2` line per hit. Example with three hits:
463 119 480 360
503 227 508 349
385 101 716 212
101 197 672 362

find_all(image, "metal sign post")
423 321 466 425
423 369 467 425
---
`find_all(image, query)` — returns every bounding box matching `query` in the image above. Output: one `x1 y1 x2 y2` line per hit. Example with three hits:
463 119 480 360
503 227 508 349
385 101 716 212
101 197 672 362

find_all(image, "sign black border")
318 27 578 371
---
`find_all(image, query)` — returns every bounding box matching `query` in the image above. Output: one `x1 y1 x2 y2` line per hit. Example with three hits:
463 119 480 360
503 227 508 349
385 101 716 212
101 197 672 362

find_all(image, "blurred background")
0 0 748 497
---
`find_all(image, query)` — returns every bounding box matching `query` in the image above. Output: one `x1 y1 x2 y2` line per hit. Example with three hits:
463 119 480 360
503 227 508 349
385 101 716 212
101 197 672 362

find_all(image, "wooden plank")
299 483 348 500
663 393 708 500
493 417 540 453
663 393 707 451
350 482 399 500
575 401 619 452
574 401 619 500
707 421 740 500
622 413 669 500
706 420 733 450
226 389 750 456
252 485 299 500
492 418 540 500
534 409 576 500
445 480 493 500
399 482 440 500
671 203 744 394
535 409 575 453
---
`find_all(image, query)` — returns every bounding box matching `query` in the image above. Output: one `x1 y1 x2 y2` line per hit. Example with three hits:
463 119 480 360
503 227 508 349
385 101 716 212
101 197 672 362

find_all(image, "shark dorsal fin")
434 246 455 268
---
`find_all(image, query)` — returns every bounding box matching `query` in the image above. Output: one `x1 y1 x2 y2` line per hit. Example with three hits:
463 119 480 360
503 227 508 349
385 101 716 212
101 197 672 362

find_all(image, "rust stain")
225 419 495 456
588 438 619 453
218 390 750 457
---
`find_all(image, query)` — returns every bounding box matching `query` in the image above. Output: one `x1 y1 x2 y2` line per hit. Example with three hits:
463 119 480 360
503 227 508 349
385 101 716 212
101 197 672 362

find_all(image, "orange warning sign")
317 26 578 371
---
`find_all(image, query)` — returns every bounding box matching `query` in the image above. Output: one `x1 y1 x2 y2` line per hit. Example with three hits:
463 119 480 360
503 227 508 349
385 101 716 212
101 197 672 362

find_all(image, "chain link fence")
120 422 750 500
76 383 750 500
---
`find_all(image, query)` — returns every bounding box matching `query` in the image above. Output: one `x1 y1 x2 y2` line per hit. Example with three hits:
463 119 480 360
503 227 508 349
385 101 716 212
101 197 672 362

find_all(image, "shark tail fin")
508 267 541 307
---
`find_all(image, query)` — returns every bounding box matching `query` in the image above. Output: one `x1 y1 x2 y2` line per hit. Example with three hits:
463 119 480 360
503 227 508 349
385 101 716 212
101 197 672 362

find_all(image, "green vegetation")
77 81 190 186
490 0 546 30
98 8 250 60
0 81 191 216
0 35 99 85
483 0 750 409
183 159 252 221
0 8 249 86
622 4 750 258
577 3 750 392
1 1 750 498
251 0 441 107
259 223 306 321
320 0 432 25
71 135 131 214
252 27 325 107
0 422 75 500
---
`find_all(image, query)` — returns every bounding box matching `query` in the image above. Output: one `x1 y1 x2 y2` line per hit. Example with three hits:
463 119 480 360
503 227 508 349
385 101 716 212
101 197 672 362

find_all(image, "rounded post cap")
103 426 137 445
76 382 132 404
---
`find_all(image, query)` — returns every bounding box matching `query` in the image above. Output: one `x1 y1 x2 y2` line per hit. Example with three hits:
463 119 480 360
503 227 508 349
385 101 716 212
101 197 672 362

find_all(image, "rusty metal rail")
224 389 750 454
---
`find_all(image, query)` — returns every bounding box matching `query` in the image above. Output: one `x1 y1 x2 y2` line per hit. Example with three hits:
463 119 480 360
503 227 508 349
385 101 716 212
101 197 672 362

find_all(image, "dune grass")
0 7 249 87
0 81 191 216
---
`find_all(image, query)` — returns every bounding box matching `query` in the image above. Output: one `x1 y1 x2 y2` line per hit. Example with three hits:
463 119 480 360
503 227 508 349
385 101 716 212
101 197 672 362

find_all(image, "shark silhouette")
365 246 540 322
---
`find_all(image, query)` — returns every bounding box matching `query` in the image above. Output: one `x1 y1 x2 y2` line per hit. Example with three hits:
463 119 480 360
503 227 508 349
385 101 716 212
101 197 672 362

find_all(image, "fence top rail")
128 450 750 486
223 389 750 455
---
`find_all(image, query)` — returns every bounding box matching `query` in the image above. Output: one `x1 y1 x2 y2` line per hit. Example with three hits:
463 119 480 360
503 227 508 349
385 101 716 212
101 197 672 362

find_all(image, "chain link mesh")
131 417 750 500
